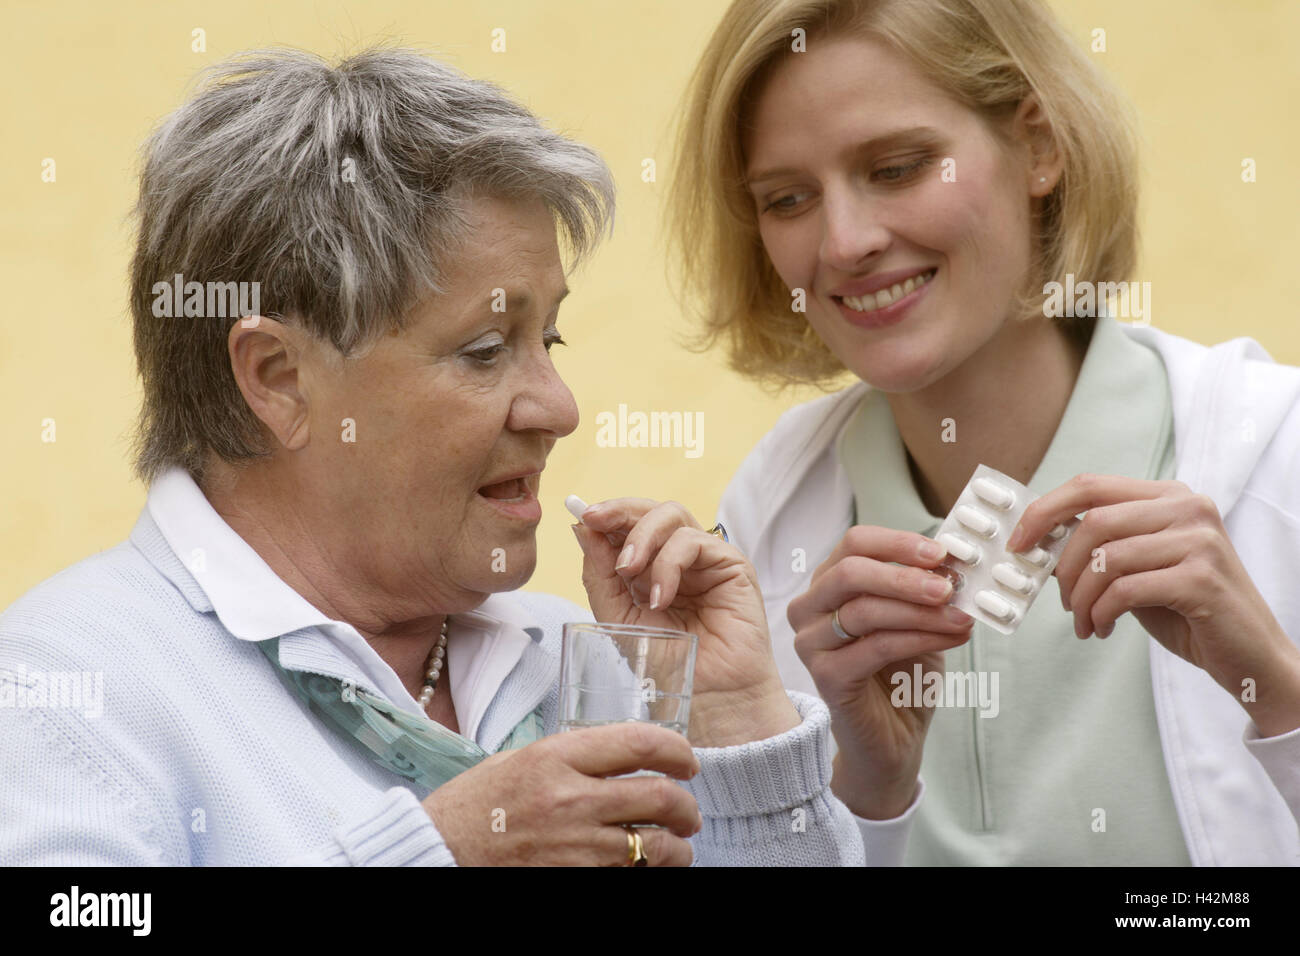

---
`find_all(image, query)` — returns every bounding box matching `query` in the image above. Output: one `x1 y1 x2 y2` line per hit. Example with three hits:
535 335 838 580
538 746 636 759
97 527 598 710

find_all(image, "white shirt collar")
144 466 537 741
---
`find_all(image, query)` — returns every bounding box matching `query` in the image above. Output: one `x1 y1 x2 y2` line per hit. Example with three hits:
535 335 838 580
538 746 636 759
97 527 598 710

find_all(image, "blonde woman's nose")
819 190 891 273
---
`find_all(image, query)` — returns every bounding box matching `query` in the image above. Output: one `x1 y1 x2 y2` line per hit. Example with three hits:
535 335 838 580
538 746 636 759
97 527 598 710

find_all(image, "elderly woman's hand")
572 499 801 748
1011 473 1300 736
424 721 702 865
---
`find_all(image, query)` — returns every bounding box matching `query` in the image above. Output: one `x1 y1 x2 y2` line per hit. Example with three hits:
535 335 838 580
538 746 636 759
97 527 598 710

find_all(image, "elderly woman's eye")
467 343 506 364
543 328 567 351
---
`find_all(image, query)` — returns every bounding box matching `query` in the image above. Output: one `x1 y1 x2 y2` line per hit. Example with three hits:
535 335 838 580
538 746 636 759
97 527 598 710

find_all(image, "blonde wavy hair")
665 0 1141 389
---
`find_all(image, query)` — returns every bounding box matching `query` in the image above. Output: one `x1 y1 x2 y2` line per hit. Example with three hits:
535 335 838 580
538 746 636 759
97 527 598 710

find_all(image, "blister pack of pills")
931 464 1078 635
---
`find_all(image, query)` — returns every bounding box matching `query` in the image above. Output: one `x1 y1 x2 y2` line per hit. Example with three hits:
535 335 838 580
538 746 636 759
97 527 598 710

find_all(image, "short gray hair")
128 45 615 484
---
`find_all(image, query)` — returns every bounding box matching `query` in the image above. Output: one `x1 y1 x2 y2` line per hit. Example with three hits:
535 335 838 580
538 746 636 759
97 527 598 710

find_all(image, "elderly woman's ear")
225 315 315 453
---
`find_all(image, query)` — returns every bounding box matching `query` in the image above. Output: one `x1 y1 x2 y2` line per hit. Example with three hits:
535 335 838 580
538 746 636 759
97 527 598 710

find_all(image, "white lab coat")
716 320 1300 865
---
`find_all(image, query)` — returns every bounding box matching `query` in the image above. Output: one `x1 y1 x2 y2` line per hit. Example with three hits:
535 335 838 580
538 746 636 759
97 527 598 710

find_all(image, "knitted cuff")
682 691 832 818
329 786 459 866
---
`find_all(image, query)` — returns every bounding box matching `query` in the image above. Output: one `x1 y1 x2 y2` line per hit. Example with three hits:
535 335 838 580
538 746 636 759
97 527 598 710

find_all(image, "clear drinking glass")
558 622 698 739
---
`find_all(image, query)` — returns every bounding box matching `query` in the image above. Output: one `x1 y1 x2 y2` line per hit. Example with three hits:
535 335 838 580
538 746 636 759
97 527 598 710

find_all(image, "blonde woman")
667 0 1300 864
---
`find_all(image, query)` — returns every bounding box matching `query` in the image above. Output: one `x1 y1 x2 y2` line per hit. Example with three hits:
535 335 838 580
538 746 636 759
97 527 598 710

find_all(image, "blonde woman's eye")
763 192 810 214
875 157 931 183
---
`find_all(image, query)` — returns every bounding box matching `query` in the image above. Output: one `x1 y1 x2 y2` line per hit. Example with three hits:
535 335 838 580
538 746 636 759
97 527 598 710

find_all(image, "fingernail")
649 583 662 610
943 606 972 624
570 523 584 545
1098 622 1113 638
924 577 952 601
918 540 945 561
583 503 604 517
1006 525 1025 551
615 543 634 570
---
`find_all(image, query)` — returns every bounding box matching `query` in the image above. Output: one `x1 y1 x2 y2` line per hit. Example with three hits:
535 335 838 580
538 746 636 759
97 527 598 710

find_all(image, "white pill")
1047 524 1068 540
955 505 997 538
937 533 979 564
972 478 1015 510
1017 546 1051 567
992 562 1034 594
975 589 1016 622
564 494 589 520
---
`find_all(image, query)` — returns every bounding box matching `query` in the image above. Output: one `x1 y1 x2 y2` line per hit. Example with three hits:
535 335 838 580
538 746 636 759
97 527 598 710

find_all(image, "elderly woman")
0 47 863 866
667 0 1300 864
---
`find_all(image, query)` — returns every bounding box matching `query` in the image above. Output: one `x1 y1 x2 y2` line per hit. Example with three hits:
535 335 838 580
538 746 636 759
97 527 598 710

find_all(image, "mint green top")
837 316 1190 865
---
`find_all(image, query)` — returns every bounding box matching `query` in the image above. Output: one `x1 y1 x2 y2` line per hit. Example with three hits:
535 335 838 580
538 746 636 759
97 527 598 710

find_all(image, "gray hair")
128 44 615 484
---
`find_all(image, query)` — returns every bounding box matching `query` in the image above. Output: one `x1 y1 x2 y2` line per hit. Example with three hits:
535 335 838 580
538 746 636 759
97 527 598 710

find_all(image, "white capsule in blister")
1017 546 1051 568
975 589 1016 622
972 478 1015 510
933 464 1079 634
955 505 997 538
938 532 980 565
992 562 1033 594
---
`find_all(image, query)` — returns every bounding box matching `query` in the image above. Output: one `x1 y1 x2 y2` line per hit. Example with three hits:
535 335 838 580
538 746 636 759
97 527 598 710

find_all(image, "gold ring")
707 522 729 543
625 826 648 866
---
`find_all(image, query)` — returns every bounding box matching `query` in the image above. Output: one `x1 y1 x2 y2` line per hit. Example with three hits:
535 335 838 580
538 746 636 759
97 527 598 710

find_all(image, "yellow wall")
3 0 1298 611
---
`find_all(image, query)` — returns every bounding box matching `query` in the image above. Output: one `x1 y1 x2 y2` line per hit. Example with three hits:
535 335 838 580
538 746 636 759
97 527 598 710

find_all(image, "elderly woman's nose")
511 361 580 436
820 186 891 272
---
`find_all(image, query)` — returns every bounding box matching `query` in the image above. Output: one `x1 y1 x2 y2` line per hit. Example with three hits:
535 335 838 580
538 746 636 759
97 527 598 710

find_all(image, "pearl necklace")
416 617 450 710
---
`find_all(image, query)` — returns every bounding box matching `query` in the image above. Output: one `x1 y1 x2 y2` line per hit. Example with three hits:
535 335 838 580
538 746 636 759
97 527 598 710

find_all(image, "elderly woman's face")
743 34 1036 393
299 195 578 608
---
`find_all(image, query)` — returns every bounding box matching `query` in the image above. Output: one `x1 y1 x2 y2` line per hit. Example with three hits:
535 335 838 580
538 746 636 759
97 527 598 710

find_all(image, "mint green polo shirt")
837 315 1190 864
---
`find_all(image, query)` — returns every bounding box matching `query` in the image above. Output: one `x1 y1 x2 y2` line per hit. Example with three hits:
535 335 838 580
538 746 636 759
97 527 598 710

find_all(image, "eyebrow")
745 125 944 187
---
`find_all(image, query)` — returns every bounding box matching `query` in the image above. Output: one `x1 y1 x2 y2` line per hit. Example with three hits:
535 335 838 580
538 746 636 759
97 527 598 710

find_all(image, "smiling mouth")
833 268 937 313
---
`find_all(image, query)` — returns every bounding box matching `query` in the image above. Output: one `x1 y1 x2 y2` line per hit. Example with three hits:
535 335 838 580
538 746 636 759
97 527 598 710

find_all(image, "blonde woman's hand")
1012 473 1300 737
786 526 973 819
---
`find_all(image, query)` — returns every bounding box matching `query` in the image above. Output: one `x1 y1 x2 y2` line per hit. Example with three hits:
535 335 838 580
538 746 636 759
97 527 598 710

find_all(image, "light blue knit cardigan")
0 507 865 866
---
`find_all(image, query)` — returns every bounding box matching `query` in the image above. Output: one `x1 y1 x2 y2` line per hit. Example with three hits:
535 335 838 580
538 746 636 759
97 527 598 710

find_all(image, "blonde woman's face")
743 34 1041 392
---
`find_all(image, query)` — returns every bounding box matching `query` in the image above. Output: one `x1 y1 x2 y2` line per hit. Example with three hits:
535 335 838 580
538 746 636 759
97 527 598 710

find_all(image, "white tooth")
842 270 939 313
